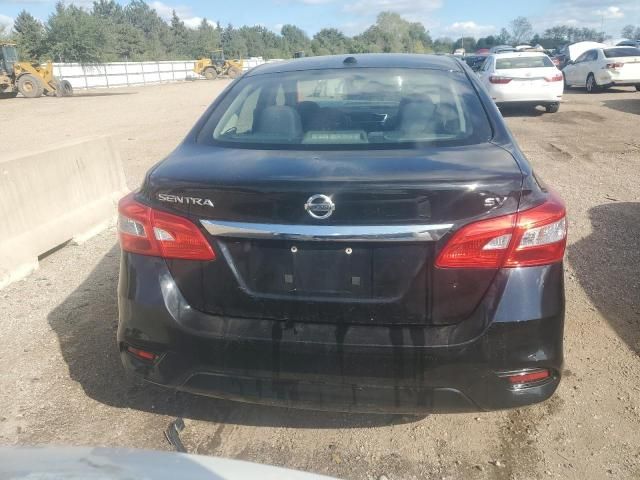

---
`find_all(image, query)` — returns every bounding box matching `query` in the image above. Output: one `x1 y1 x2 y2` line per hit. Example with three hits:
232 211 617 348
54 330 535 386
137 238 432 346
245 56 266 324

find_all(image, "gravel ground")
0 80 639 480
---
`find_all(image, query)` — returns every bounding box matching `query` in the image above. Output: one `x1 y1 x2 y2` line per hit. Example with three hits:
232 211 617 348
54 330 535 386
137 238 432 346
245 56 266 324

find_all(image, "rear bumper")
117 253 565 414
596 71 640 86
488 83 563 104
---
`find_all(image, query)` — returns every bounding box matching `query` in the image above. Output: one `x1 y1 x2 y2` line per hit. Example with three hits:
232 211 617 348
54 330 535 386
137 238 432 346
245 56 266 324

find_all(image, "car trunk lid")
146 143 523 326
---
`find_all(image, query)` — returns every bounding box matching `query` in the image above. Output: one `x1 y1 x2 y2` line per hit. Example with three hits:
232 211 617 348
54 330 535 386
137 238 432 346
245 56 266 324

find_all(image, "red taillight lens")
489 75 512 84
435 214 516 268
118 192 216 261
504 194 566 267
436 194 567 269
605 62 624 70
545 73 563 82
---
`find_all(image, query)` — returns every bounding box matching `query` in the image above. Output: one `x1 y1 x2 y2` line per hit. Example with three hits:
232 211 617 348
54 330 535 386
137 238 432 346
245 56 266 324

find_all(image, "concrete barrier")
53 57 268 90
0 137 128 289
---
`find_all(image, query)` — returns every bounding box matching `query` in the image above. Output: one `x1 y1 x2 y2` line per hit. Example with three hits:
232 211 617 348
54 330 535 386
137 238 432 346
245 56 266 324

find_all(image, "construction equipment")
0 42 73 99
193 49 243 80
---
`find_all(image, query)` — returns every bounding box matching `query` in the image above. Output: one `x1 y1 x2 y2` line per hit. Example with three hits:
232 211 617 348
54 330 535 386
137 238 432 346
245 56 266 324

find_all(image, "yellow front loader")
193 49 243 80
0 42 73 99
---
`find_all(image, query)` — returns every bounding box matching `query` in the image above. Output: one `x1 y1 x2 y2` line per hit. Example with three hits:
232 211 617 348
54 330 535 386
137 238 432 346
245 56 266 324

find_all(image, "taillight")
489 75 512 84
436 194 567 269
117 192 216 261
544 73 563 82
605 62 624 70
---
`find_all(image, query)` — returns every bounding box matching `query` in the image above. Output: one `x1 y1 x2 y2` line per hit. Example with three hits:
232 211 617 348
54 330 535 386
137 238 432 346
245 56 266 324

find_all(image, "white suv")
478 52 564 113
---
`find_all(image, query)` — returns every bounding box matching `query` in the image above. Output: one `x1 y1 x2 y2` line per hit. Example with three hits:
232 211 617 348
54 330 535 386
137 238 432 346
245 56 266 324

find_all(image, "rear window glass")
495 56 554 69
197 68 492 150
604 48 640 58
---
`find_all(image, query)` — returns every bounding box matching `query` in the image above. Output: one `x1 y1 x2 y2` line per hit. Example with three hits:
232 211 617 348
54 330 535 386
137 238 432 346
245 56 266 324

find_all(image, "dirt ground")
0 80 639 480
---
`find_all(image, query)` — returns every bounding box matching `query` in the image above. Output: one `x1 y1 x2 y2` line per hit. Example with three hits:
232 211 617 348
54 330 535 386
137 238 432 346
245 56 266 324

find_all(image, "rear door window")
584 50 598 62
574 52 589 63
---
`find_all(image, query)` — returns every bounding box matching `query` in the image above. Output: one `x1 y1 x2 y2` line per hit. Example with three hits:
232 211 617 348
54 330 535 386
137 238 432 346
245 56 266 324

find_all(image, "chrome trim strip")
200 220 453 242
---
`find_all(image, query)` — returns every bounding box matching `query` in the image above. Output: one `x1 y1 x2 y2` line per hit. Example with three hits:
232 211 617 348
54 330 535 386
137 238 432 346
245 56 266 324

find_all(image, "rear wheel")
227 67 242 79
203 67 217 80
545 103 560 113
585 73 600 94
17 74 44 98
636 84 640 91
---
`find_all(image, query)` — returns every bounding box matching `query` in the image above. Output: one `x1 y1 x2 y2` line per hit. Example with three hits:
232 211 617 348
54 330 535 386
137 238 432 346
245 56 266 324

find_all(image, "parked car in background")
563 46 640 93
117 53 567 414
490 45 516 54
478 51 564 112
554 41 607 70
464 53 488 72
617 39 640 48
552 52 569 69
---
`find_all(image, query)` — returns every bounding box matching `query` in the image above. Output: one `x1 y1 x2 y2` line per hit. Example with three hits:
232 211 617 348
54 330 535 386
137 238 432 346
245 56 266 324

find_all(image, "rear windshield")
604 47 640 58
495 56 554 69
197 68 492 150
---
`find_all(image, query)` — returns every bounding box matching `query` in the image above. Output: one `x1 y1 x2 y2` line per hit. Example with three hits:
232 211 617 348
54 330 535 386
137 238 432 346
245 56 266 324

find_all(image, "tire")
60 80 73 97
17 74 44 98
203 67 217 80
0 91 18 99
563 73 571 89
545 103 560 113
586 73 600 94
227 67 241 79
636 84 640 91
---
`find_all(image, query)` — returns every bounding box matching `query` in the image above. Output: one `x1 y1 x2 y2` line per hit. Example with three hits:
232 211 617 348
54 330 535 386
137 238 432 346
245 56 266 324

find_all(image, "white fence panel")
52 58 267 90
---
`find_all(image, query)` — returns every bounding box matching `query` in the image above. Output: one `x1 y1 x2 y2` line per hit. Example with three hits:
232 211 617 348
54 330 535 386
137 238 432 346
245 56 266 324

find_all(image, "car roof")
493 51 548 58
246 53 463 77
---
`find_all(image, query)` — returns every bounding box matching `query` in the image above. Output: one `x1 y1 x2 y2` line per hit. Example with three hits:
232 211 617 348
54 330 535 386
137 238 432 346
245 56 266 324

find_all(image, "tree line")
4 1 640 64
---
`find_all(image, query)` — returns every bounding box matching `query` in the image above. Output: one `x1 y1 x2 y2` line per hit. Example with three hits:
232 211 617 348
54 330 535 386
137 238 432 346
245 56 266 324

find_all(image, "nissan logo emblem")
304 194 335 220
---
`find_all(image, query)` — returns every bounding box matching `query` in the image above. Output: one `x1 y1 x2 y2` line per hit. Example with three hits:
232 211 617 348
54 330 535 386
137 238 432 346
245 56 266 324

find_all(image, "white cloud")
70 0 96 7
594 6 624 19
444 21 497 38
274 23 284 33
334 0 444 35
343 0 442 17
183 17 204 28
150 1 215 29
339 20 371 36
531 1 638 36
0 14 14 31
150 1 188 20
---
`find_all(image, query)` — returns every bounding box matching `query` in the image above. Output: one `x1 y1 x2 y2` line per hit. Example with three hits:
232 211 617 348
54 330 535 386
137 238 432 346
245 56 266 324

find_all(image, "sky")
1 0 639 39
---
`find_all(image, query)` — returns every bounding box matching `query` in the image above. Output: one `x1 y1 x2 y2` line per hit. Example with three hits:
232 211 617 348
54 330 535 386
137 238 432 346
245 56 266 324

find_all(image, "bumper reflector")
505 369 551 385
126 346 158 362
